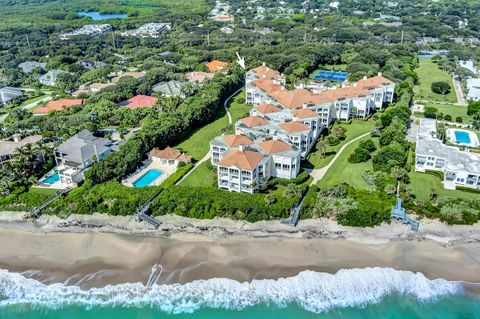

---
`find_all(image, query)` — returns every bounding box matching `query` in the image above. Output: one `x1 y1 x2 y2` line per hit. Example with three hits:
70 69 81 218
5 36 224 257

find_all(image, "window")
282 164 290 170
275 163 281 168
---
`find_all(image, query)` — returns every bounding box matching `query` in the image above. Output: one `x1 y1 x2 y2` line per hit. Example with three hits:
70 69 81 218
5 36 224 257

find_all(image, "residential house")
33 99 84 115
205 60 229 72
0 87 23 107
0 135 43 170
152 80 186 97
54 130 119 186
148 147 192 165
415 119 480 190
17 61 46 74
119 95 158 109
111 71 146 83
72 82 115 97
78 60 106 70
38 69 67 86
185 71 214 84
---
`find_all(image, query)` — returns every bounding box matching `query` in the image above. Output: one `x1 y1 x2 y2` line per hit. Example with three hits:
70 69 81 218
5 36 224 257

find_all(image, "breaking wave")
0 267 462 313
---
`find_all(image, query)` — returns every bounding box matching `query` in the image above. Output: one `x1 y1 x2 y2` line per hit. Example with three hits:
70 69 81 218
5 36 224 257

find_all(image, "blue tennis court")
312 70 349 82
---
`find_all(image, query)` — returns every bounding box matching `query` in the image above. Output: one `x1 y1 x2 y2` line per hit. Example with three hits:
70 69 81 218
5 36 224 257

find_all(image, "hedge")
456 186 480 194
268 170 310 187
424 169 444 180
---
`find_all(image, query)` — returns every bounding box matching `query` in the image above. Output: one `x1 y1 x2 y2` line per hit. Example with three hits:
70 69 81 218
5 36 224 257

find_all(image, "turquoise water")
0 268 478 319
133 169 163 187
454 130 472 145
78 12 128 20
43 172 59 184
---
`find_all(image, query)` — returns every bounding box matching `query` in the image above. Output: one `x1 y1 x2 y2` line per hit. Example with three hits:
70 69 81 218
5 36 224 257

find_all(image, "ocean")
0 268 479 319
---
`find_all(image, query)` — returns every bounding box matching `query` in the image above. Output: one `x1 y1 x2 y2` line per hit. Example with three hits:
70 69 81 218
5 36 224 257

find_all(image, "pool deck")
122 161 177 188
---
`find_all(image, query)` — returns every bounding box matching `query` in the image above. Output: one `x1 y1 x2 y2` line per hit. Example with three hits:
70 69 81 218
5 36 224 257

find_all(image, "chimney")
239 145 244 151
363 76 368 80
281 86 285 90
262 62 266 67
273 135 278 141
303 103 308 109
378 72 382 77
353 82 357 87
262 74 266 79
13 134 22 143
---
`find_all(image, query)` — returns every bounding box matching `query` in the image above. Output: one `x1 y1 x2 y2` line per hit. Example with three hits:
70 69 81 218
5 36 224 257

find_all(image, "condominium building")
245 65 395 125
60 24 112 40
415 119 480 190
121 23 172 38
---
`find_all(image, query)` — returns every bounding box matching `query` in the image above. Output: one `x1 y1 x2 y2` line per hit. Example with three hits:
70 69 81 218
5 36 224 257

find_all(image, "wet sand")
0 229 479 288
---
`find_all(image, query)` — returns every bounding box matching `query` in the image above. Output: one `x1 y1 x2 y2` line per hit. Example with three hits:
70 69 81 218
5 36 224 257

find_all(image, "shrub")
423 106 438 119
455 116 463 123
444 114 452 121
348 147 371 163
327 135 340 146
268 170 309 187
431 81 451 95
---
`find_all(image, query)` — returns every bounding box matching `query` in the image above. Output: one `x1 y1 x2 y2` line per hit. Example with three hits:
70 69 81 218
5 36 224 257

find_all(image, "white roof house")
0 87 23 106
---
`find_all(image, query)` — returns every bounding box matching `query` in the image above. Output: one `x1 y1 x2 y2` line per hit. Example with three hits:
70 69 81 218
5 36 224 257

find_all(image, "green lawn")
423 103 473 123
28 187 60 196
408 171 479 201
175 91 250 160
414 60 457 103
180 161 215 187
20 94 48 108
317 135 373 189
306 119 377 168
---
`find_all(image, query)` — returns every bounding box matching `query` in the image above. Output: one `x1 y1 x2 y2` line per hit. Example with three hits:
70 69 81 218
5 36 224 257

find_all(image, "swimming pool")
454 130 471 144
133 170 163 188
447 128 479 147
43 173 60 184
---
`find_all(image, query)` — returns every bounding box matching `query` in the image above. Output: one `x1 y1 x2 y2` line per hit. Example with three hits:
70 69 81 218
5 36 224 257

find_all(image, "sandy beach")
0 211 479 288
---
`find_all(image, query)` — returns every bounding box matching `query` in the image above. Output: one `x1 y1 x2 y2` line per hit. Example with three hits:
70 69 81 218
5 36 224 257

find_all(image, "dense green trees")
431 81 451 95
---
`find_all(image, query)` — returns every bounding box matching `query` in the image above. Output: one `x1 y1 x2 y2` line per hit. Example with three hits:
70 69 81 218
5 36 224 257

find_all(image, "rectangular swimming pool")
455 131 471 144
44 173 60 184
133 169 163 188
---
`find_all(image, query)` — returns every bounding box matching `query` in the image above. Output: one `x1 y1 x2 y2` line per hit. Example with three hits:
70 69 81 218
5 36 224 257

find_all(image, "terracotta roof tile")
356 75 393 89
218 150 264 170
240 116 269 128
33 99 84 114
292 108 319 119
120 95 158 109
258 139 292 154
253 65 285 81
206 60 229 72
149 146 181 159
185 71 214 83
223 134 254 147
255 103 282 114
279 121 310 133
252 79 282 94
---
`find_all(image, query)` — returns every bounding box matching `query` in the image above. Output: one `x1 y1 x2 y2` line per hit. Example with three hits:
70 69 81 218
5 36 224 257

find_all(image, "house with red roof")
33 99 84 115
148 146 192 165
119 95 158 109
205 60 229 72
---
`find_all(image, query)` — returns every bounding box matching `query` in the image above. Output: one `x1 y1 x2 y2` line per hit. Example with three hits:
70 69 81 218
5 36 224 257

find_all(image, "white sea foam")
0 268 462 313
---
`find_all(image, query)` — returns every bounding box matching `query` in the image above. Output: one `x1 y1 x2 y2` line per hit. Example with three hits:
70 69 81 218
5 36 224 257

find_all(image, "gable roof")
258 139 292 154
279 121 310 133
152 80 186 97
112 71 146 83
223 134 254 147
218 150 265 170
149 146 191 162
33 99 84 115
120 95 158 109
255 103 282 114
270 88 315 109
206 60 229 72
240 116 269 128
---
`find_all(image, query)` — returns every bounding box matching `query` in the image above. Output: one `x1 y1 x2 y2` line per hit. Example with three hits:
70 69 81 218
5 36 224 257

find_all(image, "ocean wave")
0 267 462 313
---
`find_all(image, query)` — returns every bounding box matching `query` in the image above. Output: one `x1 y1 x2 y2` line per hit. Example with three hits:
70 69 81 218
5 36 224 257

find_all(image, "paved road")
309 132 371 185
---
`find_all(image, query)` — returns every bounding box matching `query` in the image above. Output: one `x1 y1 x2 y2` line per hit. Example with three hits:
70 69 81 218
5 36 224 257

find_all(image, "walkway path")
174 88 241 185
309 132 371 185
22 96 52 110
452 75 467 106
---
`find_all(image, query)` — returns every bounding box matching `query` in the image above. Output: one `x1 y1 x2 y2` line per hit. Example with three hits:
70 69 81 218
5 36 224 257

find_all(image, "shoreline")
0 211 479 287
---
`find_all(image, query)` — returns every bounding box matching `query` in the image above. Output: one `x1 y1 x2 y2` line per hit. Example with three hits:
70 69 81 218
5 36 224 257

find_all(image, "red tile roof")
120 95 158 109
259 139 292 154
218 150 264 170
279 121 310 133
255 103 282 114
206 60 229 72
292 108 319 119
252 79 282 94
240 116 269 128
253 65 285 81
356 75 393 89
149 146 191 162
223 134 254 147
33 99 84 115
185 71 214 84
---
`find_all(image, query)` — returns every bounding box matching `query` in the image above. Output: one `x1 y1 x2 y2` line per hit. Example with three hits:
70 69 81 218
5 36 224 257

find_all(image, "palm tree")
34 141 52 163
